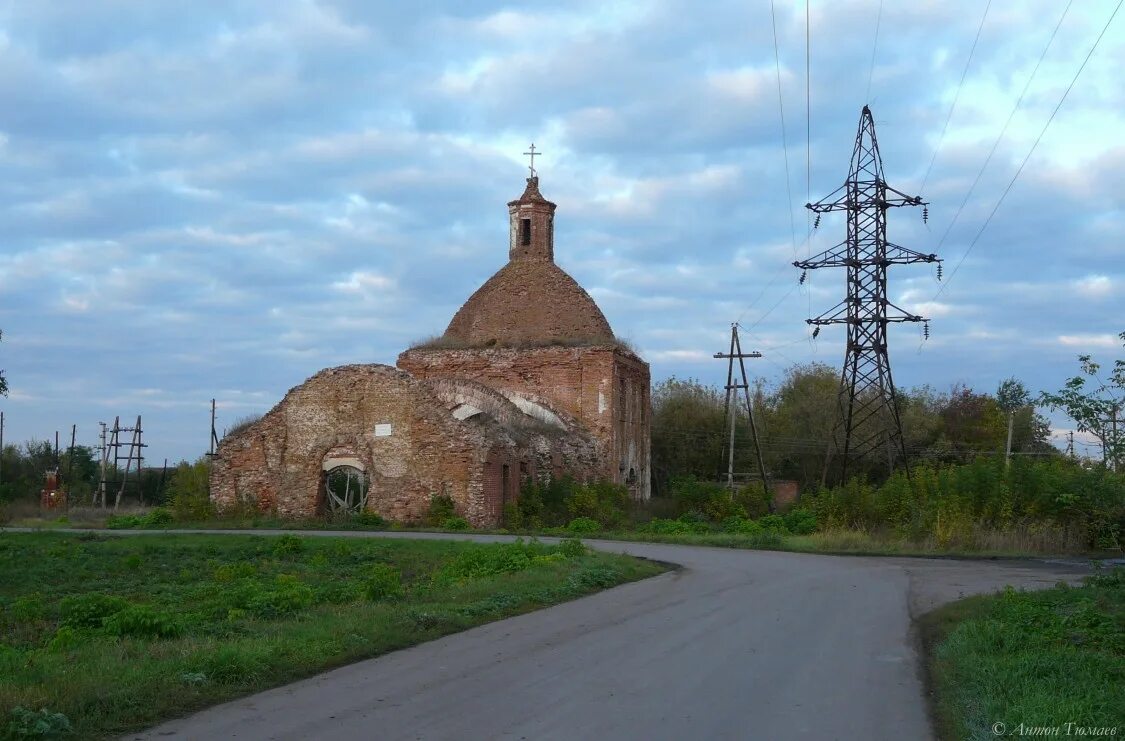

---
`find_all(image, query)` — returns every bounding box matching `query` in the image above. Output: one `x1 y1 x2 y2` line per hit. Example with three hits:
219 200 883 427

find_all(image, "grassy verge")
6 507 1117 559
0 532 666 740
918 568 1124 740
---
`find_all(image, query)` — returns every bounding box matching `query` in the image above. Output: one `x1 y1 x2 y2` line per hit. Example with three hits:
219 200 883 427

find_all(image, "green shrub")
104 605 184 639
757 514 790 534
783 508 818 535
272 534 304 557
441 516 470 530
354 511 386 528
142 508 174 527
566 481 630 528
558 538 586 558
567 517 600 534
439 542 540 581
46 626 81 651
720 516 764 535
10 593 46 622
568 567 618 589
670 478 747 522
363 564 404 601
105 515 143 530
246 575 314 618
60 593 129 629
425 495 457 526
5 706 72 739
213 562 256 582
501 503 523 530
167 458 213 521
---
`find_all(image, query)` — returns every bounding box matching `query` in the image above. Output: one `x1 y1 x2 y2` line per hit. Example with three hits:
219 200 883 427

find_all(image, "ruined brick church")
210 172 651 527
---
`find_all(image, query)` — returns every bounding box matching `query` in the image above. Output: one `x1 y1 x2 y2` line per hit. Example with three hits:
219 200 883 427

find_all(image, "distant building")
210 174 651 526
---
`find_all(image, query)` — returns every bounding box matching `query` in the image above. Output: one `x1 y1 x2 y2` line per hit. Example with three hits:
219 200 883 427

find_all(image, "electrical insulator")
922 205 929 224
813 214 821 229
923 321 930 341
799 270 807 285
812 326 820 339
936 263 943 281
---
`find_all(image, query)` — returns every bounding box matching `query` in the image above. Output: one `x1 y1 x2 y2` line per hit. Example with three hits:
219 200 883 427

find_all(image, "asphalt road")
103 531 1088 741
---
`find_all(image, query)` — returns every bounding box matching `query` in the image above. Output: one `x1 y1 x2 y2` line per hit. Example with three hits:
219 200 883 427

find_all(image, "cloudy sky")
0 0 1121 464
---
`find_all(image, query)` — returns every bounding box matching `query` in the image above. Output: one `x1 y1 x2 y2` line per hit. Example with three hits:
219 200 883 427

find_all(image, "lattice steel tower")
795 106 940 481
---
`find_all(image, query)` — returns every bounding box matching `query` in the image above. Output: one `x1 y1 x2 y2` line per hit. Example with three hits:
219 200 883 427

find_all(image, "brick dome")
442 176 615 346
445 260 614 345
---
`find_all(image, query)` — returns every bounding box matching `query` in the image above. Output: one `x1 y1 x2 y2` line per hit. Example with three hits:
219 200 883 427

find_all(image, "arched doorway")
322 458 369 515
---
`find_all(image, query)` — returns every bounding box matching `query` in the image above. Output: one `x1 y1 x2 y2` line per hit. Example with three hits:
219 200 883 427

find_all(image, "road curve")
25 529 1085 741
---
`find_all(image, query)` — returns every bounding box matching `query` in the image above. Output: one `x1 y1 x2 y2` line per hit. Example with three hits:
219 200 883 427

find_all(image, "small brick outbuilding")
211 174 651 527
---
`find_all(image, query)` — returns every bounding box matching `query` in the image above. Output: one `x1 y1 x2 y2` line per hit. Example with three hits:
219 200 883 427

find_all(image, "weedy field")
0 532 666 740
921 567 1125 740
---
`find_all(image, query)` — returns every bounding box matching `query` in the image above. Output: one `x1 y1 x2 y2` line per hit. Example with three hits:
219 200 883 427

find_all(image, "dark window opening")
502 463 511 506
520 218 531 246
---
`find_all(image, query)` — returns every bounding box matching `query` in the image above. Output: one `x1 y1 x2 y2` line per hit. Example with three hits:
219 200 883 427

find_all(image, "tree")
1040 331 1125 471
650 377 727 494
997 378 1031 468
759 363 838 487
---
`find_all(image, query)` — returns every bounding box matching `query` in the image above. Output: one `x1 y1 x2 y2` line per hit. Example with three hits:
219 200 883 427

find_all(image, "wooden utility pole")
714 323 771 502
96 421 108 507
66 424 76 514
0 411 5 489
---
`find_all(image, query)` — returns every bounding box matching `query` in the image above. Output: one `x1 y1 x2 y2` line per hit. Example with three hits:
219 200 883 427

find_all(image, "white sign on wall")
374 423 393 437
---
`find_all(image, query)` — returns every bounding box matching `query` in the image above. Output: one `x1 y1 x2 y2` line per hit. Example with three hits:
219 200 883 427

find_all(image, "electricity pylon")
794 106 941 483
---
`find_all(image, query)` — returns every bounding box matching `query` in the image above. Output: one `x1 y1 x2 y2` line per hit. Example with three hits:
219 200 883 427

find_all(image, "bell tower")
508 144 556 263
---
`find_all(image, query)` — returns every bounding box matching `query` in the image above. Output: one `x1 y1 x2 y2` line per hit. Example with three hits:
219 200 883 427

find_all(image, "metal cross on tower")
794 106 941 482
523 143 541 178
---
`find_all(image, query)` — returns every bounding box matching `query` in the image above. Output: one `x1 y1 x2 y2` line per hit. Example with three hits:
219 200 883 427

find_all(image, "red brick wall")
398 345 651 498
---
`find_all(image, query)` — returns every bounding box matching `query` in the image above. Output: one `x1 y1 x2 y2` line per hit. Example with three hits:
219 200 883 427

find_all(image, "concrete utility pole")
0 410 5 488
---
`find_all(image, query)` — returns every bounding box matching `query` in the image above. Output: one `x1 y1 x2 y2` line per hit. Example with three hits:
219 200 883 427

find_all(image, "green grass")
919 568 1125 741
8 505 1116 559
0 532 666 740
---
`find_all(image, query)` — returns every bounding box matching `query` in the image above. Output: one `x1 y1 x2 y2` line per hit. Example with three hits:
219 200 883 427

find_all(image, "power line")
769 0 798 258
919 0 993 195
931 0 1073 258
865 0 883 102
933 0 1123 300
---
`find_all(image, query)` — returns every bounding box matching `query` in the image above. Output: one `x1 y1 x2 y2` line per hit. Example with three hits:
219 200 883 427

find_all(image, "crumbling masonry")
210 175 651 527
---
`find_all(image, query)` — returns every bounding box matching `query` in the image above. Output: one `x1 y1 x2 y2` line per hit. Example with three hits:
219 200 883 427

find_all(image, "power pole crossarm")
797 106 938 482
715 324 771 502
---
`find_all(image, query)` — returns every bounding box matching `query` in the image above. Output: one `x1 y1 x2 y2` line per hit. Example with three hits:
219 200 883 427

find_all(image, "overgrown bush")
104 605 184 639
567 517 600 534
558 538 586 558
783 508 818 535
272 534 304 557
363 564 404 600
425 495 457 527
60 593 129 629
441 517 470 530
804 457 1124 549
166 458 212 521
435 540 566 581
354 511 386 528
246 575 314 618
5 706 72 739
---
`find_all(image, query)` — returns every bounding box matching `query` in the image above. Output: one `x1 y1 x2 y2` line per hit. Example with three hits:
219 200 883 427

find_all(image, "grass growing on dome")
406 335 637 353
